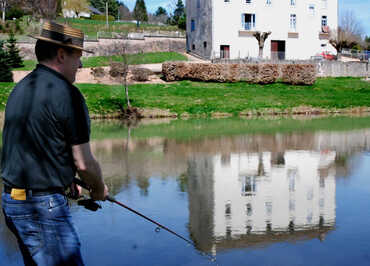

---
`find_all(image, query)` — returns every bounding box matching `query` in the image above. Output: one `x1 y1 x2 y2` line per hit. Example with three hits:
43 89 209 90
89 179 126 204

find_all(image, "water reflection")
187 151 336 253
88 120 370 255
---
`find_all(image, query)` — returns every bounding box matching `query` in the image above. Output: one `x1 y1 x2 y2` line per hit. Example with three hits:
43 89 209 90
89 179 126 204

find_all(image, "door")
220 45 230 59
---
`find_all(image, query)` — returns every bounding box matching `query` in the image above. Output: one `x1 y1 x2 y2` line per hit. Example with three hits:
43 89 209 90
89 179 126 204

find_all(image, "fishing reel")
77 198 102 212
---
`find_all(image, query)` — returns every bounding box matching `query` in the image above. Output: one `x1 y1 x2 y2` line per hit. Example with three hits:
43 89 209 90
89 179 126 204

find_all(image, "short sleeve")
60 86 90 145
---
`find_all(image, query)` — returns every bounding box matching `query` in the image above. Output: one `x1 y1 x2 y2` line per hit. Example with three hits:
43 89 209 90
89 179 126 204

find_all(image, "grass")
0 77 369 116
14 52 188 71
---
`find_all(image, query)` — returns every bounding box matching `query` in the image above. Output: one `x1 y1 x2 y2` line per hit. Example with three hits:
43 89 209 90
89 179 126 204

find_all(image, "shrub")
281 64 317 85
131 68 153 81
238 64 259 83
0 41 13 82
92 14 115 21
258 64 279 84
91 67 106 78
6 7 24 20
6 32 24 68
109 62 128 78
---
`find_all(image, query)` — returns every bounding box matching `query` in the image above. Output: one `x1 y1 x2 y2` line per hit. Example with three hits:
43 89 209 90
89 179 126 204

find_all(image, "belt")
3 185 65 196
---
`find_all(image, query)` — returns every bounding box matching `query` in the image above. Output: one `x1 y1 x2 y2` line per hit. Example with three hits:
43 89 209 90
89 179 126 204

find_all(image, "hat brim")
29 35 94 54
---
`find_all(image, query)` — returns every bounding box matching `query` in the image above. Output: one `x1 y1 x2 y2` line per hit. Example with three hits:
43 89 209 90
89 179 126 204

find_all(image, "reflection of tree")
136 175 150 196
257 152 265 176
176 173 188 192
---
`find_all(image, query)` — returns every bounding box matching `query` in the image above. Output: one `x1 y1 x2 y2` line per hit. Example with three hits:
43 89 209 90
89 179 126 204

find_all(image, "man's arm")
72 143 108 200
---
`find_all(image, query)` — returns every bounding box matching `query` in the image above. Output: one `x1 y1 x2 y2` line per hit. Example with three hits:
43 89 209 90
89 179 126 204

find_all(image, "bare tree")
329 10 364 56
253 31 272 58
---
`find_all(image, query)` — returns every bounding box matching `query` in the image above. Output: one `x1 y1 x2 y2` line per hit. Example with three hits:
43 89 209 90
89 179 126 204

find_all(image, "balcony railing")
242 22 256 31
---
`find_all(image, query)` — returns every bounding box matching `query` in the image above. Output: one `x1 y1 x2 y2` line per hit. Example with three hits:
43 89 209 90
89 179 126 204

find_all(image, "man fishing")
1 21 108 266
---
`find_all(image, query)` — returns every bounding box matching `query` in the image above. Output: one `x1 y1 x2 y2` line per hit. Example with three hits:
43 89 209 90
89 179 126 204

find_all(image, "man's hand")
67 182 82 200
90 184 109 201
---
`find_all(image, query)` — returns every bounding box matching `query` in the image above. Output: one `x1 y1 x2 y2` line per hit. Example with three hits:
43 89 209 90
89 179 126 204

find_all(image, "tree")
0 40 13 82
133 0 148 27
118 3 131 20
365 36 370 50
63 0 89 18
39 0 58 20
253 31 272 58
6 32 23 68
155 6 167 17
329 10 363 55
90 0 120 19
172 0 184 25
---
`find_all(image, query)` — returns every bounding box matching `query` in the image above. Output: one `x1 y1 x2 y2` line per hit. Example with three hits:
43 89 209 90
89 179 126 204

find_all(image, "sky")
120 0 370 36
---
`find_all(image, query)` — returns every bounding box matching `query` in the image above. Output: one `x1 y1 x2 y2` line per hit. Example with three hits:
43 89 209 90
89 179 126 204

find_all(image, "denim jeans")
2 192 84 266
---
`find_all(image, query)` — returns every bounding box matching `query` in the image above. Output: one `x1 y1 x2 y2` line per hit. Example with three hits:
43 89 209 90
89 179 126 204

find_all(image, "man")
1 22 108 265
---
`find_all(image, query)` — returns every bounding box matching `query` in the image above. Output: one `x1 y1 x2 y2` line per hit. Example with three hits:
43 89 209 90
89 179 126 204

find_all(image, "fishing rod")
72 178 195 248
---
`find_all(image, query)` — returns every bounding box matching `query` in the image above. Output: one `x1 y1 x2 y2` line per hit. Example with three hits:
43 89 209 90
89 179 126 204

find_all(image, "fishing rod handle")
73 177 115 201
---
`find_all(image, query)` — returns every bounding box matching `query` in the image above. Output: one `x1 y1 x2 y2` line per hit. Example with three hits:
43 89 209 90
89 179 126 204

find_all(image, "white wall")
211 0 338 59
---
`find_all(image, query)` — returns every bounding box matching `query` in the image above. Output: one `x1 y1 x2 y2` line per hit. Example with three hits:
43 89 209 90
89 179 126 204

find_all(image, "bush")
91 67 106 78
131 68 153 81
6 32 24 68
258 64 279 84
281 64 317 85
163 62 280 84
92 14 115 21
6 7 24 20
109 62 128 78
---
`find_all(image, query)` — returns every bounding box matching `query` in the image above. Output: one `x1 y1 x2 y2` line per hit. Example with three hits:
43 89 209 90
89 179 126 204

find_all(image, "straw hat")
31 21 93 53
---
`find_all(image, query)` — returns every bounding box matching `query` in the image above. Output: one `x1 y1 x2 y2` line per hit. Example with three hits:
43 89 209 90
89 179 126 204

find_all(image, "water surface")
1 116 370 266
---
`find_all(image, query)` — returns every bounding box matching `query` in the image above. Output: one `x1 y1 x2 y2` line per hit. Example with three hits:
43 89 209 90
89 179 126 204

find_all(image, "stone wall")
17 37 186 60
317 61 369 77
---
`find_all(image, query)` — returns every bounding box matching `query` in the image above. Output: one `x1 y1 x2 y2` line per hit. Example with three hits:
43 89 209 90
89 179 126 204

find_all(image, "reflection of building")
188 151 336 253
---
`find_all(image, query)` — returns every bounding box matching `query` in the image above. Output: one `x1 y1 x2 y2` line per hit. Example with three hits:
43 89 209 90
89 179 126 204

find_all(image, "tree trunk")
259 46 263 58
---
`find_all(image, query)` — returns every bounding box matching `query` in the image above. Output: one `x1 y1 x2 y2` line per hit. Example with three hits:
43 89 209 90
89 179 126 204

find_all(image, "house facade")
186 0 338 60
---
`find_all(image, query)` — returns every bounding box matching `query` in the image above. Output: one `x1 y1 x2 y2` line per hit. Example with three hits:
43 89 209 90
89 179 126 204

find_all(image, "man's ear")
56 48 65 64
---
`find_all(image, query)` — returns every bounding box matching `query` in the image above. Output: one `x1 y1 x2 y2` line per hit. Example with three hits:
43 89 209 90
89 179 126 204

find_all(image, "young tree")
253 31 272 58
63 0 89 18
0 40 13 82
133 0 148 27
6 32 24 68
173 0 184 23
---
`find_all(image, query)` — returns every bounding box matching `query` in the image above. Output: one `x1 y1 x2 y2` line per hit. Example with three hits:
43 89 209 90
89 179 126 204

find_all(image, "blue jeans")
2 192 84 266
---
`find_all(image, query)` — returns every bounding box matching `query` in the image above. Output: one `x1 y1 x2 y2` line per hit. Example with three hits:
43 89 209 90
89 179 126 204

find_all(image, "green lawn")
1 77 368 116
14 52 188 71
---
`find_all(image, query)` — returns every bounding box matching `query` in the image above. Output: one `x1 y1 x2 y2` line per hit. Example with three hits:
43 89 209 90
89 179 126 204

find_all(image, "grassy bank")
15 52 188 71
0 77 369 116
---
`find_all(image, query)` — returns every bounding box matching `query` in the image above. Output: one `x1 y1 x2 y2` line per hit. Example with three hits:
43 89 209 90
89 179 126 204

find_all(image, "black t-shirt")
1 64 90 190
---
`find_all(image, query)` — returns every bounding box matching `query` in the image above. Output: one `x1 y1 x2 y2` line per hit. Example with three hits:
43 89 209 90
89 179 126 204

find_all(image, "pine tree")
173 0 185 25
133 0 148 27
6 32 24 68
0 40 13 82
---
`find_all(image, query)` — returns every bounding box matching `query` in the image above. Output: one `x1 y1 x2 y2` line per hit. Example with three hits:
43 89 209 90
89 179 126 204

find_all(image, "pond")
1 116 370 266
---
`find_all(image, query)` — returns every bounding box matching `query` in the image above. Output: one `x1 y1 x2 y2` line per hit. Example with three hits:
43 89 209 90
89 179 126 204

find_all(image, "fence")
341 49 369 61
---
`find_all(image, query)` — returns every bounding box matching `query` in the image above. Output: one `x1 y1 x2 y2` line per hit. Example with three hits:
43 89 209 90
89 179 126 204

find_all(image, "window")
309 4 315 15
192 44 195 50
265 202 272 216
242 14 256 30
242 176 256 195
290 0 296 6
197 0 201 7
321 15 327 26
224 0 230 2
290 14 297 31
246 203 253 216
225 202 232 217
266 0 271 5
203 41 207 48
191 19 195 32
246 0 252 3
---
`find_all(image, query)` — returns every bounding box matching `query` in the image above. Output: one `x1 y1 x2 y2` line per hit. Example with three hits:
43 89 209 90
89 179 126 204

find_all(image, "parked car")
319 51 337 60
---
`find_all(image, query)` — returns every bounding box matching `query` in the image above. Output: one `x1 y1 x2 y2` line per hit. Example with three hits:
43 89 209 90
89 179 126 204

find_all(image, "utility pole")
106 1 109 28
1 0 6 22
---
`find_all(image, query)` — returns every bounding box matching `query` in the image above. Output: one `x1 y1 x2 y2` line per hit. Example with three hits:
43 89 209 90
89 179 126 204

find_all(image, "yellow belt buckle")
10 188 27 201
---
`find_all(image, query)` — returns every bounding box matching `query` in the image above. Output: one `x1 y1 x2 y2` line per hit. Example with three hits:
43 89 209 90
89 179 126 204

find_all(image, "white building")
186 0 338 60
